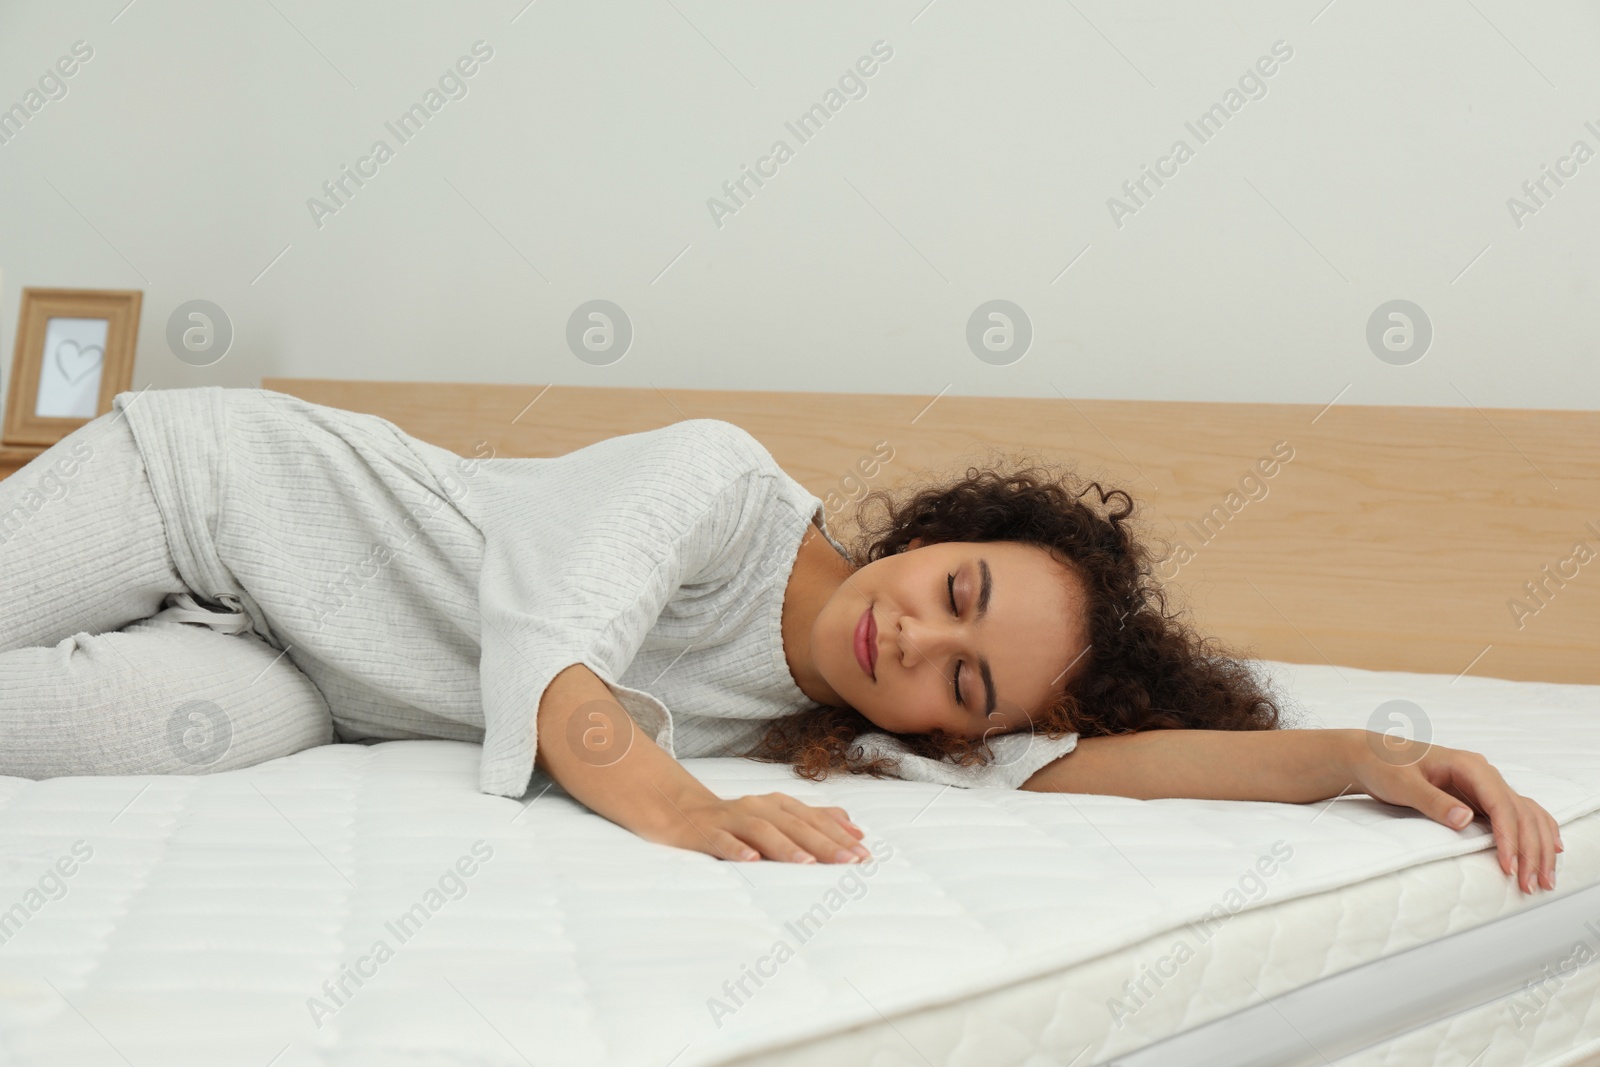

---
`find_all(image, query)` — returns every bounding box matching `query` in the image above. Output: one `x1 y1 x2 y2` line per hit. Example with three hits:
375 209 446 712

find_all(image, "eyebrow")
976 558 996 718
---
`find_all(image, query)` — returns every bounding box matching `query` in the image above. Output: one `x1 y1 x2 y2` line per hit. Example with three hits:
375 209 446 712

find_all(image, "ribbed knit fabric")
114 387 1078 798
0 404 334 778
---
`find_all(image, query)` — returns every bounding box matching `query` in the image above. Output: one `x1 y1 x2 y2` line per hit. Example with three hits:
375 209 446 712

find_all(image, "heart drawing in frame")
53 339 104 386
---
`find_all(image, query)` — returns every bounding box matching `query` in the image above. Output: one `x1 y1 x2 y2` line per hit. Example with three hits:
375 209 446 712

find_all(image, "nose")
896 612 957 668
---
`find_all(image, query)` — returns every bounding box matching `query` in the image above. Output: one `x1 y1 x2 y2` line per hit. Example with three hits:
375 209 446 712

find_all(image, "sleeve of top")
846 727 1080 790
462 418 777 798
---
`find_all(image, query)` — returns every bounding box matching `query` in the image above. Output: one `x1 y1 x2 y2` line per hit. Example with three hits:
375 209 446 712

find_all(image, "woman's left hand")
1345 731 1564 895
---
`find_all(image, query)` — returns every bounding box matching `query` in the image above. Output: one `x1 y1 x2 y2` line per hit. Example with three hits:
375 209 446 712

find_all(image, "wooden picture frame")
4 287 141 448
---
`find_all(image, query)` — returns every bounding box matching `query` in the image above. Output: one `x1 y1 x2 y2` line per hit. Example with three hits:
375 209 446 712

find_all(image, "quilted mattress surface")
1 659 1597 1066
745 809 1600 1067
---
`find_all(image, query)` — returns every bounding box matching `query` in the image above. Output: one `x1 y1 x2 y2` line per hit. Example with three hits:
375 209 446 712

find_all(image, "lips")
854 605 877 680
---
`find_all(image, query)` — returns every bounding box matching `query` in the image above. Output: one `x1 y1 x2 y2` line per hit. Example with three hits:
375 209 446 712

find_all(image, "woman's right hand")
666 792 872 864
534 664 874 866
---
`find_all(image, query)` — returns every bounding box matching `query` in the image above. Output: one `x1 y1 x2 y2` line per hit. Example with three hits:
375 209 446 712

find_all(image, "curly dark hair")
737 450 1287 783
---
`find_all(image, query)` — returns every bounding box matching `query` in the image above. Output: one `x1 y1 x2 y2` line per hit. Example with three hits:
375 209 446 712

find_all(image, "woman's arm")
1019 728 1358 802
534 663 871 865
1021 727 1563 895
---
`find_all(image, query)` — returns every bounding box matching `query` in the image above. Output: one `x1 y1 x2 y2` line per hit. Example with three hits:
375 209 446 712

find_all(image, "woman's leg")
0 407 186 651
0 615 333 778
0 408 332 777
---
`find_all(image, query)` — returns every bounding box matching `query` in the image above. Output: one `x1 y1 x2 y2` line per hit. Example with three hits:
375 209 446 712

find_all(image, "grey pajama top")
113 387 1079 798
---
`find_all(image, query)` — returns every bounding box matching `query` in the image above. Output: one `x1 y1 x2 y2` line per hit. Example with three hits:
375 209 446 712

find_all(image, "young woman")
0 387 1560 893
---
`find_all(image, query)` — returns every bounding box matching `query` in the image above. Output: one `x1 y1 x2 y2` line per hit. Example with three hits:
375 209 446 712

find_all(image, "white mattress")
1 659 1597 1066
753 810 1600 1067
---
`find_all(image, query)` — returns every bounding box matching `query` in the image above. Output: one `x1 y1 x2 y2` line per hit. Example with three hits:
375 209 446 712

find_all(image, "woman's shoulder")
636 418 776 470
587 419 791 498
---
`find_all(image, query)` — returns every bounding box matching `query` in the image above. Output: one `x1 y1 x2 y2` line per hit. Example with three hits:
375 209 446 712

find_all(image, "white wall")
1 0 1595 411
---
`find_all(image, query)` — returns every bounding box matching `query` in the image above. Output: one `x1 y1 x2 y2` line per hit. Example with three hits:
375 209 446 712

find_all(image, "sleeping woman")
0 386 1561 893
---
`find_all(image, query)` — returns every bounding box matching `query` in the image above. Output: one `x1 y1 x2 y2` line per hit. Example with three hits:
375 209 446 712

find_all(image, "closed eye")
947 572 964 707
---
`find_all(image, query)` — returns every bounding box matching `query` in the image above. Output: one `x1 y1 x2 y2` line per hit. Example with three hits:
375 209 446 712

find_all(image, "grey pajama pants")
0 408 334 778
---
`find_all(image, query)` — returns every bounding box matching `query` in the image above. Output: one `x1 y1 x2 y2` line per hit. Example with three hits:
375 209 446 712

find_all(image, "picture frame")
4 287 141 448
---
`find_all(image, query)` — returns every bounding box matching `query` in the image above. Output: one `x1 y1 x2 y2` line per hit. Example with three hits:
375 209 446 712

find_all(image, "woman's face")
813 538 1090 741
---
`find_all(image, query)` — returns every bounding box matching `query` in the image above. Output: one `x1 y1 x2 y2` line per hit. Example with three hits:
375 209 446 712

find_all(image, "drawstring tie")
148 590 254 636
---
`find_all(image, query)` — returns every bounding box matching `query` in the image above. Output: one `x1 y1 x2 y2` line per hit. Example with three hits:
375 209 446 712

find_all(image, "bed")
2 658 1597 1065
1 379 1595 1065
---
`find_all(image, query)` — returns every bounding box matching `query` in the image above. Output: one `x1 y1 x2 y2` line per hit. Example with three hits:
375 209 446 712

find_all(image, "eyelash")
947 572 965 707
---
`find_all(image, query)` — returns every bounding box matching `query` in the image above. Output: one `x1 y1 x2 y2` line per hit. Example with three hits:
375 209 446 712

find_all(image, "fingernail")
834 850 857 864
741 848 759 861
852 845 871 860
793 851 816 864
1447 806 1471 828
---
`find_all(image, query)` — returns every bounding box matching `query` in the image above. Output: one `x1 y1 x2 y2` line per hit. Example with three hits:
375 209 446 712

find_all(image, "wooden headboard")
263 378 1600 686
